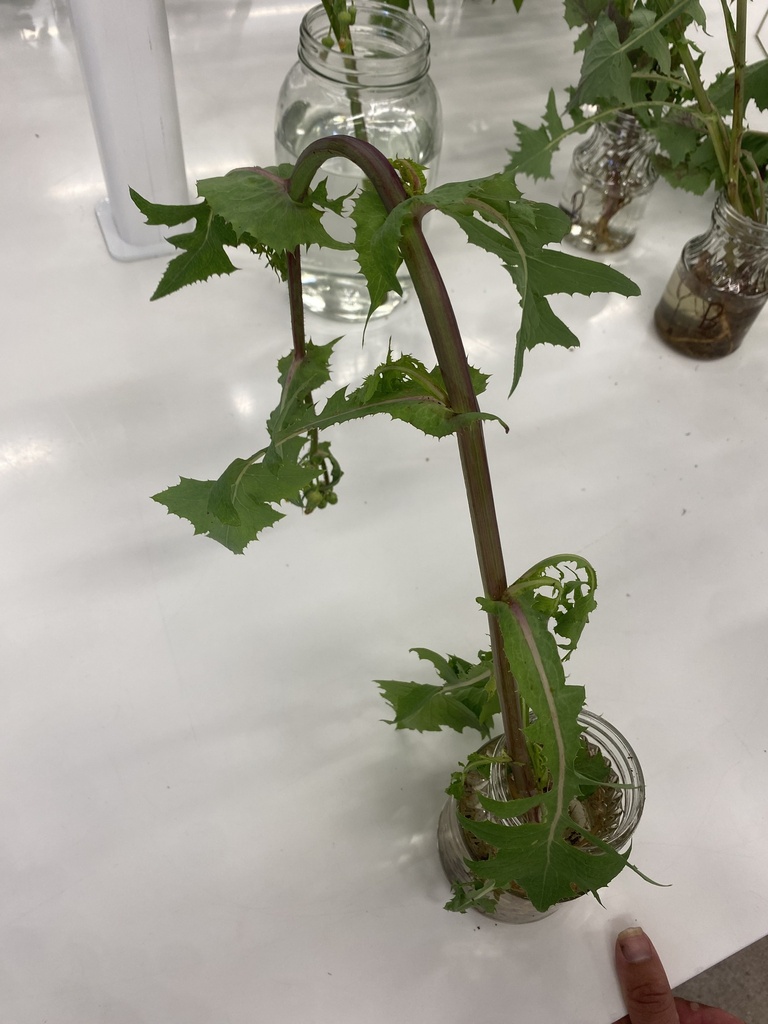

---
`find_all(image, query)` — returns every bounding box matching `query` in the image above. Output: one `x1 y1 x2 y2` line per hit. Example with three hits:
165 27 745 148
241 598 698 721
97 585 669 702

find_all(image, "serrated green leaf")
410 647 482 687
508 121 560 182
574 742 610 797
507 99 618 184
526 245 640 300
152 435 324 553
476 792 545 820
350 184 403 319
207 457 254 526
131 189 240 300
628 6 671 75
152 476 285 554
742 131 768 168
130 190 202 228
707 59 768 115
574 0 695 108
436 200 638 392
377 680 488 733
508 89 571 181
654 115 703 165
268 340 338 442
656 159 714 194
198 167 351 254
463 813 632 910
444 879 499 915
575 13 635 107
269 352 507 444
456 581 652 911
511 554 598 660
377 646 496 735
563 0 608 33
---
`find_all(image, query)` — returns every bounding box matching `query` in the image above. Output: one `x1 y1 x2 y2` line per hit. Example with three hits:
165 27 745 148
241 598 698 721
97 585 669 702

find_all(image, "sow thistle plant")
508 0 768 225
134 133 648 913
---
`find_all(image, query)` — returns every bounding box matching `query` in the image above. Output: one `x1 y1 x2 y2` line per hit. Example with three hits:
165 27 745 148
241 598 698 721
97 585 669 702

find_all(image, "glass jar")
436 709 646 923
274 2 442 321
560 112 659 253
654 192 768 359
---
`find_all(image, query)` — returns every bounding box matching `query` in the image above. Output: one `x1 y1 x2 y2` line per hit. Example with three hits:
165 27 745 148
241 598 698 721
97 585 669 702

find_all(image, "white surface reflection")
231 388 255 417
0 437 54 472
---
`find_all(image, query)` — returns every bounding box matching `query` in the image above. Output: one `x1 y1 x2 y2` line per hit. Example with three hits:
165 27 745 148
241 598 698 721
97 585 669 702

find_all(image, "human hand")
613 927 746 1024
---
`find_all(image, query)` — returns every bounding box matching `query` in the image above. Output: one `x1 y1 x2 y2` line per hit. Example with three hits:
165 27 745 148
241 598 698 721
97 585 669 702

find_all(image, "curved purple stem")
289 136 535 797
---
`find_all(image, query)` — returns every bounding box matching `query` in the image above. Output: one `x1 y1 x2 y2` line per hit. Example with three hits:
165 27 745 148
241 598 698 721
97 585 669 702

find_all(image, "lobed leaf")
574 13 635 108
707 58 768 115
509 554 598 660
269 351 507 444
350 184 403 319
357 171 639 394
199 167 351 254
377 648 497 735
152 475 287 554
131 190 240 300
461 591 622 911
463 813 632 910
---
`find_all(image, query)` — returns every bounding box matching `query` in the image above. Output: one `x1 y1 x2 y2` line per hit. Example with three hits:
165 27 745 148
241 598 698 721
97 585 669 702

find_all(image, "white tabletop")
2 2 767 1022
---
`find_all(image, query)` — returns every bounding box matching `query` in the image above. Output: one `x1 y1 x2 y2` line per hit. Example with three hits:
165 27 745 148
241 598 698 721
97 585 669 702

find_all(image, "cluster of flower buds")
301 438 343 514
321 1 358 52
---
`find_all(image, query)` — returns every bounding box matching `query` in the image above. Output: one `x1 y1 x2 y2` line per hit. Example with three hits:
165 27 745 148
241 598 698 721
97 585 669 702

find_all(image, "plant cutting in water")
319 0 523 47
507 0 768 252
133 134 650 914
319 0 439 47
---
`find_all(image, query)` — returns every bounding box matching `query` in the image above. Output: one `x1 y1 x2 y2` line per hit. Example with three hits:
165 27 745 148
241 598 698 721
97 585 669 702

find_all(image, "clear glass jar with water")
654 192 768 359
560 112 658 253
274 2 442 321
436 710 646 923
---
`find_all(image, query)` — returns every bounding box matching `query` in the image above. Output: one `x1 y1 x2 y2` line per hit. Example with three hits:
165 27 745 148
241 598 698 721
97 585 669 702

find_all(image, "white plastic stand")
69 0 189 261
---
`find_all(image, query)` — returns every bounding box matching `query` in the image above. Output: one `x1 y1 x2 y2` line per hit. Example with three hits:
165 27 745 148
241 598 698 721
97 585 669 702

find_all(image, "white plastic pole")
69 0 189 260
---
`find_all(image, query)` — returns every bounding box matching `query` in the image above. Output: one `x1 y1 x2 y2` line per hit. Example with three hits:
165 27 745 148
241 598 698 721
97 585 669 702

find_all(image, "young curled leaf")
505 554 598 660
444 879 499 915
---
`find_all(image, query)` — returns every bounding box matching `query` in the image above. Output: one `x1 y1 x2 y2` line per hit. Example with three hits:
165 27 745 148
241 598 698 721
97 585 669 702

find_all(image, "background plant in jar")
507 0 768 230
320 0 434 53
132 131 648 911
320 0 526 52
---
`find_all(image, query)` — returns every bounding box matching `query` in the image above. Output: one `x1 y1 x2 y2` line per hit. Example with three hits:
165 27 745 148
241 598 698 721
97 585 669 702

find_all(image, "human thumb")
614 927 679 1024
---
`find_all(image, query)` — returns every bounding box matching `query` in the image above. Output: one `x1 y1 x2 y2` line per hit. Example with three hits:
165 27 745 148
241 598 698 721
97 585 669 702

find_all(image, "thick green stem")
288 136 536 798
727 0 748 211
320 1 368 142
659 0 731 187
286 248 306 361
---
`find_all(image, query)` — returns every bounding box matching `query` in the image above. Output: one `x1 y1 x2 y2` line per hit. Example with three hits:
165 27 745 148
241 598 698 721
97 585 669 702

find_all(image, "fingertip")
617 926 654 964
614 927 677 1022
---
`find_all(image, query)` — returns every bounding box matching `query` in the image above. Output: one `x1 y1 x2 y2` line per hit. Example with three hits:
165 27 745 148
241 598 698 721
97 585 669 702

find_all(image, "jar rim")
489 708 646 849
299 1 431 86
714 191 768 240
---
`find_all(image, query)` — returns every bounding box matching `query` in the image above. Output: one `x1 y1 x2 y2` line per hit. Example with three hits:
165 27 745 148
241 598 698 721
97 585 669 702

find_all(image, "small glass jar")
436 710 646 924
560 112 659 253
654 192 768 359
274 2 442 321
